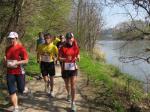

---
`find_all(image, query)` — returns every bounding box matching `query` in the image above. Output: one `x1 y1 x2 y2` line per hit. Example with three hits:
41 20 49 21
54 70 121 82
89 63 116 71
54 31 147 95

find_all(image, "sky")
102 4 146 29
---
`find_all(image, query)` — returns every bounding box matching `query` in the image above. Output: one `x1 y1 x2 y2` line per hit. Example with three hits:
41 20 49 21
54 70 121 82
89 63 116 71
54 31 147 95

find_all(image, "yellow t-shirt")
53 37 60 45
37 43 58 62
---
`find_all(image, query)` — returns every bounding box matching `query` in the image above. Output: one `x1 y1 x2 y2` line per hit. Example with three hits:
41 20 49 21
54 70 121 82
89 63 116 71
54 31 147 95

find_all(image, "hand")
76 55 80 62
10 61 17 66
2 56 7 66
7 60 18 68
37 58 41 63
54 57 58 61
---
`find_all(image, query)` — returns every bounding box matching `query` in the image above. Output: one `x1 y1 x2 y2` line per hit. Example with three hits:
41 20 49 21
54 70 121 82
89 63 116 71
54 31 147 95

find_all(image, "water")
97 40 150 82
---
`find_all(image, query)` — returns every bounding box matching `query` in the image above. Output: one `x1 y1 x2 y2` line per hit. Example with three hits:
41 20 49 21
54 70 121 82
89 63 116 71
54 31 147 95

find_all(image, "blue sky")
102 4 146 29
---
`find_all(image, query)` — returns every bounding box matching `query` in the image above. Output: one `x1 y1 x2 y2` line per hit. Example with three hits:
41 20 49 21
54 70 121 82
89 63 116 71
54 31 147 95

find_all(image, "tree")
105 0 150 38
0 0 72 48
0 0 23 42
70 0 103 51
102 0 150 64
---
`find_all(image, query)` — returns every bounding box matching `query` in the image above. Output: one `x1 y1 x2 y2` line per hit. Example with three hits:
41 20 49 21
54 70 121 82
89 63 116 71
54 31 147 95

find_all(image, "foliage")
78 50 144 111
27 0 72 34
104 0 150 40
25 53 40 76
78 51 113 87
113 100 125 112
113 20 149 40
0 0 72 45
19 0 72 49
92 47 105 62
71 0 103 51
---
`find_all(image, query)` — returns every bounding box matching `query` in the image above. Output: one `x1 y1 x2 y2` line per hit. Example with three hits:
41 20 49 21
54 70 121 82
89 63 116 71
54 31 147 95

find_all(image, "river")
97 40 150 82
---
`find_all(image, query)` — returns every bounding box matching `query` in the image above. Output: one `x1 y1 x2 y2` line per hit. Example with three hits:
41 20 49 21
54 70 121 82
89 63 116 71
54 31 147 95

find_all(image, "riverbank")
78 51 150 111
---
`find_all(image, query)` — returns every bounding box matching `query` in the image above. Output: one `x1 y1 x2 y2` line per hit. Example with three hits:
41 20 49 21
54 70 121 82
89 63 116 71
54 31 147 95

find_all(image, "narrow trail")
4 65 91 112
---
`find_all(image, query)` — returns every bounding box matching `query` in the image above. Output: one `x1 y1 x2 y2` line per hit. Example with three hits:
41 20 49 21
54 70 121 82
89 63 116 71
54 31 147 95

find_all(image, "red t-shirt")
5 44 28 75
59 41 79 63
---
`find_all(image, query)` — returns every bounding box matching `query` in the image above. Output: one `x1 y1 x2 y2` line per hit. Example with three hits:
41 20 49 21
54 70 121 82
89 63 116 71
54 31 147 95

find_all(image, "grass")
15 49 145 111
78 51 122 87
25 53 40 77
78 50 144 111
79 51 143 88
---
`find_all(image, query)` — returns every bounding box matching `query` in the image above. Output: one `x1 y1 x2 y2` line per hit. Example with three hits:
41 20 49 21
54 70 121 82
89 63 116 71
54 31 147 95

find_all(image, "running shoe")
71 102 76 112
13 108 19 112
50 91 55 97
67 94 71 102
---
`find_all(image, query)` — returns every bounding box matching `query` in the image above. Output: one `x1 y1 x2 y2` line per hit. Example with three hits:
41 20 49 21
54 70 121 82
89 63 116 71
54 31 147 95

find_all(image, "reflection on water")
97 40 150 82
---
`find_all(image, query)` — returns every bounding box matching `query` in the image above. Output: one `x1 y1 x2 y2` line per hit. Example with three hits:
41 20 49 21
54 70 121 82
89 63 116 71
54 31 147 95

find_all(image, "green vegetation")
20 0 72 49
25 53 40 77
78 51 113 86
78 51 144 111
79 51 141 88
112 20 150 40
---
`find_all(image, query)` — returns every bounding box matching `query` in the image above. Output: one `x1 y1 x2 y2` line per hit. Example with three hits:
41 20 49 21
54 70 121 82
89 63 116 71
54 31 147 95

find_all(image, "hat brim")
7 36 16 39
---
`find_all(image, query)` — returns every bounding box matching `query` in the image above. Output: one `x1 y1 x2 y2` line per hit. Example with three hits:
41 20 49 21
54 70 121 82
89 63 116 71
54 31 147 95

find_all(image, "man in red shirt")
59 32 80 112
4 32 28 112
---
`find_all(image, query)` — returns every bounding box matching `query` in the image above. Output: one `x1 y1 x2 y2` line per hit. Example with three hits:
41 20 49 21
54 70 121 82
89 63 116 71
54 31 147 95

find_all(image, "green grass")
79 51 143 89
78 51 122 87
25 53 40 76
78 51 144 111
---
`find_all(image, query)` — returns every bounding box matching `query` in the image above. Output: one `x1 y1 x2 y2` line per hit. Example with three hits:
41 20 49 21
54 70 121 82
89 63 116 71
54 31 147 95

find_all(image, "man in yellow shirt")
37 33 58 97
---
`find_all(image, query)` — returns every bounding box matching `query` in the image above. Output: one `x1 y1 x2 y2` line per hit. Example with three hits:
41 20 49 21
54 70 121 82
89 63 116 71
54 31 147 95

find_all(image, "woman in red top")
4 32 28 112
59 32 80 112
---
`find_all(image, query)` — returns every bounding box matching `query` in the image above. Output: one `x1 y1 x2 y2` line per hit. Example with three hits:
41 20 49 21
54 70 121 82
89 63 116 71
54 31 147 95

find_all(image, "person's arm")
59 57 66 61
17 47 29 65
55 46 58 57
36 39 38 51
36 45 41 63
37 51 41 63
2 56 7 66
58 47 66 62
76 45 80 62
76 54 80 62
16 59 28 65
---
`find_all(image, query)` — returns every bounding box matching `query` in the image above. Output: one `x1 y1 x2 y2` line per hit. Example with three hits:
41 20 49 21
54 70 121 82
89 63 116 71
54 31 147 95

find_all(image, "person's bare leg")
70 75 77 111
50 76 54 92
64 78 70 95
10 93 18 108
43 75 49 92
70 76 77 103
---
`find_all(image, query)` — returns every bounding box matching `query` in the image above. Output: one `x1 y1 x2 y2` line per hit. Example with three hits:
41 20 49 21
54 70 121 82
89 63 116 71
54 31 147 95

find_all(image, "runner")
37 33 58 97
36 32 45 80
53 35 60 46
36 32 45 51
3 32 29 112
57 34 66 71
56 34 66 48
59 32 80 112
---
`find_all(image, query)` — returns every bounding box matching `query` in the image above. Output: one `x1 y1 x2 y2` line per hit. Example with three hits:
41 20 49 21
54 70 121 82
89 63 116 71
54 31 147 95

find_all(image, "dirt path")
4 65 90 112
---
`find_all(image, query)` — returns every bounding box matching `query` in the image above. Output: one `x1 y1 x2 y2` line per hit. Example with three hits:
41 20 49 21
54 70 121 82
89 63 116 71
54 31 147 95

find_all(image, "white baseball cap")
8 32 18 38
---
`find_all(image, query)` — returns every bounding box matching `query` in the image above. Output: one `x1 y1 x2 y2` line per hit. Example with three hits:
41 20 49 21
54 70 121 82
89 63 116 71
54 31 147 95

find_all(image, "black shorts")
62 70 78 79
40 61 55 77
7 74 25 95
